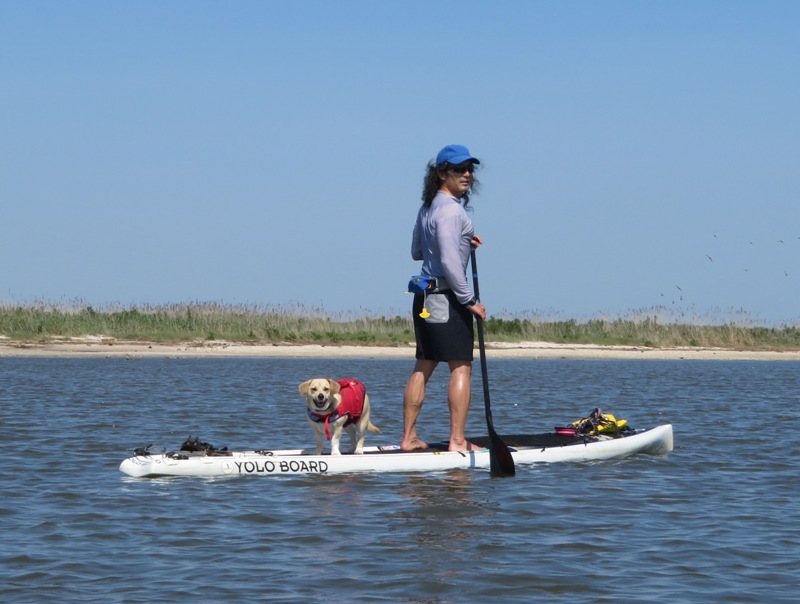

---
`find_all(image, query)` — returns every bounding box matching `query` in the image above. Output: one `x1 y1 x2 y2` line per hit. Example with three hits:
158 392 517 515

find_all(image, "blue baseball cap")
435 144 480 166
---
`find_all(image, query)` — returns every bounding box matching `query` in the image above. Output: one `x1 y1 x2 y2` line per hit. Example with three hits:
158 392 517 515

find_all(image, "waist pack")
407 274 437 294
407 275 447 319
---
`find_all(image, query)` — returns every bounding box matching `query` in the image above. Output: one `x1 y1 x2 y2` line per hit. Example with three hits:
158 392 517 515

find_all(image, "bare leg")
446 360 480 452
401 359 437 451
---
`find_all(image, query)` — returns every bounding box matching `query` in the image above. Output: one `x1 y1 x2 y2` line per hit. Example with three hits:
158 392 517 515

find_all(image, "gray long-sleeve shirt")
411 191 475 305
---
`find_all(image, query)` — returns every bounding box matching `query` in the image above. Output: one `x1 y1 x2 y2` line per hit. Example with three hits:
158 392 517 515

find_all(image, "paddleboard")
119 424 673 478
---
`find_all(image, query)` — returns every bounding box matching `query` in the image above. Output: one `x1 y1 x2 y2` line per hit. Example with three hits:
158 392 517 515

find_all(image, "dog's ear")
298 380 312 396
328 379 341 394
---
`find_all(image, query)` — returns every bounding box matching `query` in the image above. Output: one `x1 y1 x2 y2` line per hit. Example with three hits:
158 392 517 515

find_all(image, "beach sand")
2 337 799 361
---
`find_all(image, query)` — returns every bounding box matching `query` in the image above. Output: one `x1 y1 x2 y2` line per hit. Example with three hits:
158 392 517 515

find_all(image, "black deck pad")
367 432 597 454
475 433 596 449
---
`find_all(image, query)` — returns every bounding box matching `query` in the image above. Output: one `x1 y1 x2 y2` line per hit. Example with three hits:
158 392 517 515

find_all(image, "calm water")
1 356 798 603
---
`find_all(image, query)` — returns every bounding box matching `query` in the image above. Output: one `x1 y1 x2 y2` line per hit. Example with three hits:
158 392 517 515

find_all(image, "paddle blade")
487 416 516 476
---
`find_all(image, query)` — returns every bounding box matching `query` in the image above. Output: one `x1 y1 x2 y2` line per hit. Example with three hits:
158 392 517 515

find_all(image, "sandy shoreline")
2 338 800 361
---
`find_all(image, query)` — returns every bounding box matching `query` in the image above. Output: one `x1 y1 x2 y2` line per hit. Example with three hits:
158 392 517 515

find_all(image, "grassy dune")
3 301 800 351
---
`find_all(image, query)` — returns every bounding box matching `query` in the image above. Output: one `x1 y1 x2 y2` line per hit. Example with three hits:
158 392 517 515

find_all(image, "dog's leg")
330 421 343 455
344 424 359 454
353 423 366 454
309 420 324 455
353 394 379 454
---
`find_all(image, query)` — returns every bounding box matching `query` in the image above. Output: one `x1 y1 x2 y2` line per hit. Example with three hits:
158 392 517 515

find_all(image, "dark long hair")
421 161 480 208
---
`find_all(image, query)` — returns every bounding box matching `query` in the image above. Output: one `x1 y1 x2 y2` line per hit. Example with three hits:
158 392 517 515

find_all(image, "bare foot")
448 440 486 453
400 437 429 451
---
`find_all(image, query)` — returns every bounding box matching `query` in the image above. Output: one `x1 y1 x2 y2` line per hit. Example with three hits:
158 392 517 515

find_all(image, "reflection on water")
396 470 485 544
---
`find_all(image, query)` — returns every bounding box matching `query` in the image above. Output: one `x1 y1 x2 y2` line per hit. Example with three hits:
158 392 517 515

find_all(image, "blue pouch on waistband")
407 275 437 295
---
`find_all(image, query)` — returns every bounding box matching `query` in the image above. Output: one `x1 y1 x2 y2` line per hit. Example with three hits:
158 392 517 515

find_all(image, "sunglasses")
449 164 476 175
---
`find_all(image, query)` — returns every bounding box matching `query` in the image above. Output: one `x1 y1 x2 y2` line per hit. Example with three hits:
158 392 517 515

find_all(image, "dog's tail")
367 421 381 434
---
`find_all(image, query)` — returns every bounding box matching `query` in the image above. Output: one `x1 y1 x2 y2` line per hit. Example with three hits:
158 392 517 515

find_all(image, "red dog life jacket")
308 378 367 440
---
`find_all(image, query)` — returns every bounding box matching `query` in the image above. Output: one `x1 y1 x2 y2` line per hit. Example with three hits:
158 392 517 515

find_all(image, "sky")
2 1 799 326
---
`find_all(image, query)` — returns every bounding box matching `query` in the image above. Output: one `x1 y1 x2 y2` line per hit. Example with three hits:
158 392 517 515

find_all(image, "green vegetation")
484 316 800 350
0 302 414 347
2 301 800 350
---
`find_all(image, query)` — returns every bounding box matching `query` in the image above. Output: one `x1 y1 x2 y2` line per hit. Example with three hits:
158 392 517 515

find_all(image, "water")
1 356 798 602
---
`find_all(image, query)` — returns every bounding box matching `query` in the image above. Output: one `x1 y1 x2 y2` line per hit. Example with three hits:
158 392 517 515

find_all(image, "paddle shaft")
470 249 515 476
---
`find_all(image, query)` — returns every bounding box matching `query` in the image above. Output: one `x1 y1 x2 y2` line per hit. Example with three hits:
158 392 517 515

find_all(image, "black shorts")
412 290 474 362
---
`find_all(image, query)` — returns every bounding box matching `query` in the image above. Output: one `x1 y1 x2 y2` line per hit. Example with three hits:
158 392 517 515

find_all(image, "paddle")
470 249 515 476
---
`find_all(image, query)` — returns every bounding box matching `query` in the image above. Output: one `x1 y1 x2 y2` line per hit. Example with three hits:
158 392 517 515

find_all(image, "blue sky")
2 1 799 326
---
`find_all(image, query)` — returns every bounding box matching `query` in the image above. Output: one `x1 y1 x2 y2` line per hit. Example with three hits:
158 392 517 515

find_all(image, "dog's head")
298 378 341 415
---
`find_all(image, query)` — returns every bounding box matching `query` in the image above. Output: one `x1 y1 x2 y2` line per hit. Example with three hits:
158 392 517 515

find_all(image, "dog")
298 378 381 455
